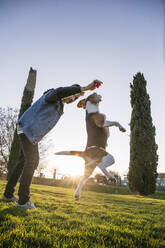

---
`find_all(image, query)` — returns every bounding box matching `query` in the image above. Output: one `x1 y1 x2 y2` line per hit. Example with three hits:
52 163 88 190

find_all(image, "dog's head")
77 92 102 109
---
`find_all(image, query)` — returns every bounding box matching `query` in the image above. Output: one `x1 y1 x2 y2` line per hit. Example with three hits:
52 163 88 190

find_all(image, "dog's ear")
77 99 86 109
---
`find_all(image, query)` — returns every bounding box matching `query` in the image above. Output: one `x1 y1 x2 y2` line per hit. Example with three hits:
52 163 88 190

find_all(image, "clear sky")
0 0 164 178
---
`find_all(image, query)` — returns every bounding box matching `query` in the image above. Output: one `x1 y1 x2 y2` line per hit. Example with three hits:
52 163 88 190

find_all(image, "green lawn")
0 180 165 248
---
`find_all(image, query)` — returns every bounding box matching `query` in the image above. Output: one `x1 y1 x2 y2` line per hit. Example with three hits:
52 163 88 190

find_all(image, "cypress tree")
128 72 158 195
7 67 37 178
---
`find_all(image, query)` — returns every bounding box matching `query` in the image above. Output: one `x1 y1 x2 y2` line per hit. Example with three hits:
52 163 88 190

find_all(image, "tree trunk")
7 67 37 179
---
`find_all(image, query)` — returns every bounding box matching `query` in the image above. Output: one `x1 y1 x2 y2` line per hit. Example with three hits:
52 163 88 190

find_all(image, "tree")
7 68 37 178
128 72 158 195
0 107 18 173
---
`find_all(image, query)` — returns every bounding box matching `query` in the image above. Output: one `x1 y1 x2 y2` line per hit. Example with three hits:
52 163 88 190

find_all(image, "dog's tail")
54 150 84 158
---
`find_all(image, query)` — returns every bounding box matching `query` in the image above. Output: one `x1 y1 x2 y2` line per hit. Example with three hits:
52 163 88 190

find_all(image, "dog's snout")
93 93 102 99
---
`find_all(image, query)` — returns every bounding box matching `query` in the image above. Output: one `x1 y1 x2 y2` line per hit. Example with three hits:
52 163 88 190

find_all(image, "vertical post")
53 169 57 179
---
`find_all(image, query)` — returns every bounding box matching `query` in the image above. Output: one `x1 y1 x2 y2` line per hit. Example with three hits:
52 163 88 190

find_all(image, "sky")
0 0 164 178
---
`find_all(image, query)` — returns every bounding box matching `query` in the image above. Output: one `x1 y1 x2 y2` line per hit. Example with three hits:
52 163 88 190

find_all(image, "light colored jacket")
18 85 81 144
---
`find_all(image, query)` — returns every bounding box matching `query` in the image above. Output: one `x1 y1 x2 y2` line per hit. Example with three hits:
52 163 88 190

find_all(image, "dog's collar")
86 146 106 152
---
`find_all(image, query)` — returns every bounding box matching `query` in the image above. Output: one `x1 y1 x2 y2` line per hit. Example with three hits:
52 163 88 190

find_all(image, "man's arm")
45 80 103 103
81 80 103 92
45 85 81 103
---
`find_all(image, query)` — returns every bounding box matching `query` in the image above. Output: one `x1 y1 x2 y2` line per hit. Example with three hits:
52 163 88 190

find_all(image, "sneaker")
1 195 18 202
16 201 36 209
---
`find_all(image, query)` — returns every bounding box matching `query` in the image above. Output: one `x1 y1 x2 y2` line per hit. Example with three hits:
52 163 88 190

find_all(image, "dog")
55 92 126 200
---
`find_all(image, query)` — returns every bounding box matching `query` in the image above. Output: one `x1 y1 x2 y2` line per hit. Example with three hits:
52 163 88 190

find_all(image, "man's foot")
16 201 36 209
1 195 18 202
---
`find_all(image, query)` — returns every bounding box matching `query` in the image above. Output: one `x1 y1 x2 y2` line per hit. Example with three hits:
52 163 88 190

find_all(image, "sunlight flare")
46 155 84 177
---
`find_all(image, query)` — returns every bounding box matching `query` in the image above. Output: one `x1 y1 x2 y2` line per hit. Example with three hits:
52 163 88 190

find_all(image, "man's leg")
4 148 24 199
18 133 39 205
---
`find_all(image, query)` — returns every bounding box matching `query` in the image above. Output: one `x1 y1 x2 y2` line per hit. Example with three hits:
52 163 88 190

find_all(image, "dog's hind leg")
74 176 88 201
74 159 96 200
98 154 116 182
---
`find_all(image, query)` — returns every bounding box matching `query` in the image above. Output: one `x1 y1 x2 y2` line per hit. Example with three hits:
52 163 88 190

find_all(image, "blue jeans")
4 133 39 204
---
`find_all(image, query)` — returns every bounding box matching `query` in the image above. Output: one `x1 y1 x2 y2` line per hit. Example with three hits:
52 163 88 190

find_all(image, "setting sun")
61 157 84 176
46 155 85 178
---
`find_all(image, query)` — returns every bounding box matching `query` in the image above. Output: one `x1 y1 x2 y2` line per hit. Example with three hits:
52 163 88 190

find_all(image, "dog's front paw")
119 127 126 132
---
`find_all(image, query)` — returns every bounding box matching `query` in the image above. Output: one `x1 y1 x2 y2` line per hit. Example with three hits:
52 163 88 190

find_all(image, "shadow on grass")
31 188 67 198
147 191 165 201
0 205 29 218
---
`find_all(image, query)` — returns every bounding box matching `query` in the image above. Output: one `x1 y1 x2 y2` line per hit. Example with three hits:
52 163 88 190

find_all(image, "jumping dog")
55 93 126 200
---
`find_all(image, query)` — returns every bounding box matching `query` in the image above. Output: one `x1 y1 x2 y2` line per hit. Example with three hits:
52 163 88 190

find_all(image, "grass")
0 180 165 248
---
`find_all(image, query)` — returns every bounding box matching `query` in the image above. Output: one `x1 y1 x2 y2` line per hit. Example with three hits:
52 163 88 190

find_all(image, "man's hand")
88 80 103 90
81 79 103 92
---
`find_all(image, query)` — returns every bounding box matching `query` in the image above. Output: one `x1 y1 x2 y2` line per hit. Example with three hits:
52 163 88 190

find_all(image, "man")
2 79 102 209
